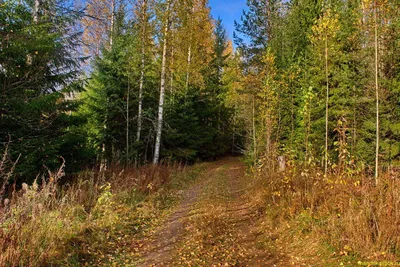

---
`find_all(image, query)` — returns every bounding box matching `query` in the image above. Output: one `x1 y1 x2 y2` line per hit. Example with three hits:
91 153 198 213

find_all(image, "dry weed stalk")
0 142 20 206
256 159 400 262
0 153 181 266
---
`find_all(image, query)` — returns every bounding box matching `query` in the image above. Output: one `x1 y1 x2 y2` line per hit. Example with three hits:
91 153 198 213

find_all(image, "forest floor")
132 157 288 266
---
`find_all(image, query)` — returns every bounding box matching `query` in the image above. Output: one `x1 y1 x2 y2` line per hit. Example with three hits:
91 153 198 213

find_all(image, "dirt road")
136 157 283 266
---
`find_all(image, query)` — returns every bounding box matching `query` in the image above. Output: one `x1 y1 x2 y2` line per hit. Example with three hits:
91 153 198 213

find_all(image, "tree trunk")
170 25 175 108
352 85 357 155
252 95 257 164
185 45 192 92
136 0 147 143
33 0 40 22
290 80 294 153
126 76 130 163
232 106 237 154
374 1 379 182
324 30 329 176
109 0 115 48
153 0 171 164
185 5 194 93
100 95 109 172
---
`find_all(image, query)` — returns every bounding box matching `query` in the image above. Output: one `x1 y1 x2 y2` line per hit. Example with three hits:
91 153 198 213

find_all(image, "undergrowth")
0 152 202 267
254 159 400 266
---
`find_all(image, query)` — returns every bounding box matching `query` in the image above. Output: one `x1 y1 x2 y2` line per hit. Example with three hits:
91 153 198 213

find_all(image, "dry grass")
254 161 400 265
3 149 400 266
0 154 188 267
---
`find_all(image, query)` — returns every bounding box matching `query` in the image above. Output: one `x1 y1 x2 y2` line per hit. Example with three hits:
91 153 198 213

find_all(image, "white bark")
185 5 194 92
185 45 192 91
153 0 171 164
136 0 147 143
33 0 40 22
278 156 286 172
109 0 115 48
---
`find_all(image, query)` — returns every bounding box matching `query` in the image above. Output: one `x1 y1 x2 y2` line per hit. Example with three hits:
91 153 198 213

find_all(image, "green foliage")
163 86 231 162
236 0 400 171
0 0 86 180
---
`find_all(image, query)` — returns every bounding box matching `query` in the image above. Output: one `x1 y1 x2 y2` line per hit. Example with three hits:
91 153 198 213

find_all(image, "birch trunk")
153 0 171 164
170 45 174 107
185 45 192 91
185 5 194 92
136 0 147 143
33 0 40 22
109 0 115 48
100 0 115 169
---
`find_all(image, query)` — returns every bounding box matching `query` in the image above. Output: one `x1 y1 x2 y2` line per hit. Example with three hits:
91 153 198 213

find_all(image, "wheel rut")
137 157 284 266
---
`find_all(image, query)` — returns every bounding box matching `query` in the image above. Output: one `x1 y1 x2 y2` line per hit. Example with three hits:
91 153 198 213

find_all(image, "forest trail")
136 157 285 266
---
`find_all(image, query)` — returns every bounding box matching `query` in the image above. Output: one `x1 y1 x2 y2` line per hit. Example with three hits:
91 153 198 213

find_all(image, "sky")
208 0 247 41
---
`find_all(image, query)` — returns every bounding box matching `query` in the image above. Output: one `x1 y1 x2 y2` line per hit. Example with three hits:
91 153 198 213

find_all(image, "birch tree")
153 0 172 164
134 0 153 143
310 8 340 173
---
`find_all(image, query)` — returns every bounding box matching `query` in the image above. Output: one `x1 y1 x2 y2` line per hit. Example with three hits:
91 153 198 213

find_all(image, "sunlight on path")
135 157 286 266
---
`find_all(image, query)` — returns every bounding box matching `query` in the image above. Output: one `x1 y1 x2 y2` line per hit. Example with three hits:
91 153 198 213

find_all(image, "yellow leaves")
361 0 374 9
261 50 276 66
273 191 281 197
147 182 154 190
282 176 291 184
344 245 352 252
310 8 341 46
338 245 352 257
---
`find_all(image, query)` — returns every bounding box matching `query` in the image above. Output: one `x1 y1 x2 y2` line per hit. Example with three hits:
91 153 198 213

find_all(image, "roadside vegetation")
0 148 205 266
1 0 400 265
253 158 400 266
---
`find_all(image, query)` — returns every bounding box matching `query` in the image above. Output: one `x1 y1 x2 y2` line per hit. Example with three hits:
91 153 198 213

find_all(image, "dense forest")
1 0 400 265
1 0 400 183
1 0 240 181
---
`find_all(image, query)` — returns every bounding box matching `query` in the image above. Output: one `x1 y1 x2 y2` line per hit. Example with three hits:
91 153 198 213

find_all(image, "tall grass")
0 151 186 266
255 160 400 264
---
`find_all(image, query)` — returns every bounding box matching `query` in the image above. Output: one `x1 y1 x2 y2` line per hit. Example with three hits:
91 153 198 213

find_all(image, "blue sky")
209 0 247 41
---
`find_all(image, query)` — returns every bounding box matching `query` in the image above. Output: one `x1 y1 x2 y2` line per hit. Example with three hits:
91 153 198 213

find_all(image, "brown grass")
0 156 186 267
254 161 400 265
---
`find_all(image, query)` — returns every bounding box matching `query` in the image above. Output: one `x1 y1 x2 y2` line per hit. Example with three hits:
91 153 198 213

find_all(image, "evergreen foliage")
0 0 86 180
2 0 400 182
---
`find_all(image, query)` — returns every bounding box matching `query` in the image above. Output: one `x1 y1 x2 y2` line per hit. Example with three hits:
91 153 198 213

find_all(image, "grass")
2 152 400 266
0 158 205 267
253 159 400 266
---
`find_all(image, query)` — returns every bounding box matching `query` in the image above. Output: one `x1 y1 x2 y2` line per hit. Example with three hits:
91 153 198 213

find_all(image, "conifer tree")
0 0 85 177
